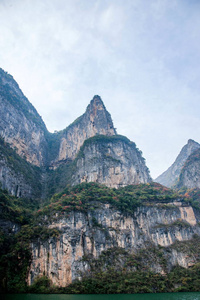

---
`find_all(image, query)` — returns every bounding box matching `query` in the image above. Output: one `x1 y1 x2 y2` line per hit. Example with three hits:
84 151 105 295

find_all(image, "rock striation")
28 200 200 287
72 135 151 187
156 139 200 187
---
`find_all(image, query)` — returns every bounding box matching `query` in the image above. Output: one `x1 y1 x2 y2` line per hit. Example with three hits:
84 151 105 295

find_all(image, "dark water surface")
2 293 200 300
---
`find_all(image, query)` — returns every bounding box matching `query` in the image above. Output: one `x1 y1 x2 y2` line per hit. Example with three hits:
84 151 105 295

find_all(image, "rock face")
0 68 151 193
72 135 151 187
0 68 48 167
156 139 200 187
28 201 200 286
177 148 200 189
51 95 117 167
0 137 42 198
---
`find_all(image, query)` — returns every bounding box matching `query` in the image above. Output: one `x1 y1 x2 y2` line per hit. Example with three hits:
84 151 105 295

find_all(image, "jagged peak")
187 139 199 146
86 95 106 111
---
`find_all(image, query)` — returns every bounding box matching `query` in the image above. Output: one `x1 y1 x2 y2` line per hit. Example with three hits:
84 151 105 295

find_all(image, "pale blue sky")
0 0 200 178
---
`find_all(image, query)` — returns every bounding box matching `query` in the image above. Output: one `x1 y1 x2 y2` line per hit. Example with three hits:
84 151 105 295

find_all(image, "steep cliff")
156 139 200 187
49 95 117 167
28 183 200 287
72 135 151 187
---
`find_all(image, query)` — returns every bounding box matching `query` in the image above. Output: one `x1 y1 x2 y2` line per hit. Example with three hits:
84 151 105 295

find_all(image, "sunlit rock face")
156 139 200 188
28 201 200 287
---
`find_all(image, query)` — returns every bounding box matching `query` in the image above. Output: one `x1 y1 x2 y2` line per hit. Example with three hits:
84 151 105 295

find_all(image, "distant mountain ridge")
155 139 200 188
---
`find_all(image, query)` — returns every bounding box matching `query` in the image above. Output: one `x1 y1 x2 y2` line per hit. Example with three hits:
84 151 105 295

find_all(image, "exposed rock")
0 68 48 167
155 139 200 187
0 137 42 199
28 201 200 286
72 135 151 187
51 95 117 167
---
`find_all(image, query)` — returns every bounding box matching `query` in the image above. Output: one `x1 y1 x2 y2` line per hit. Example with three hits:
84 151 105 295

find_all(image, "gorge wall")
29 200 200 287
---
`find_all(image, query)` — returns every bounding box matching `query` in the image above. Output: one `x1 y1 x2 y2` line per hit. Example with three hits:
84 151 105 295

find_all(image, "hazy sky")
1 0 200 179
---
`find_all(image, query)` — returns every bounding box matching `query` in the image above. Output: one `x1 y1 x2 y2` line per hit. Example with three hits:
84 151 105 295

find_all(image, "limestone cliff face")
0 68 48 167
0 157 33 198
28 201 200 286
156 139 200 187
177 148 200 189
0 138 42 198
51 96 117 167
72 135 151 187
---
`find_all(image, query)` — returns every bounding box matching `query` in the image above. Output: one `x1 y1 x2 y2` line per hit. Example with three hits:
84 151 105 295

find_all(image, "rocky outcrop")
72 135 151 187
50 95 117 167
28 201 200 286
0 68 48 167
156 139 200 187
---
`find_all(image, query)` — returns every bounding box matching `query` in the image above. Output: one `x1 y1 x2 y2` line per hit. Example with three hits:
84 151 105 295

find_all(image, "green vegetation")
0 180 199 294
37 181 181 220
176 186 200 210
0 188 59 293
26 243 200 294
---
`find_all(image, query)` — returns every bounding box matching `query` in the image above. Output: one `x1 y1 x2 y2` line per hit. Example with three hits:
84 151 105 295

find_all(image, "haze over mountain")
156 139 200 188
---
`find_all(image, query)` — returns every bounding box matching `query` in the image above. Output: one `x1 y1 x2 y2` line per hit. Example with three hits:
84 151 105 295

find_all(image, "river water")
2 293 200 300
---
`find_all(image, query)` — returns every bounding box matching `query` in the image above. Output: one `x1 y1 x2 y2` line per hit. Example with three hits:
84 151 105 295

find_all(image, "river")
2 293 200 300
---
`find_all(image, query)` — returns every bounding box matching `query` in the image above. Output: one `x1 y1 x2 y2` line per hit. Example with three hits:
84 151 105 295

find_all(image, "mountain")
177 148 200 189
1 68 200 294
50 95 117 167
0 68 48 167
0 68 151 197
155 139 200 187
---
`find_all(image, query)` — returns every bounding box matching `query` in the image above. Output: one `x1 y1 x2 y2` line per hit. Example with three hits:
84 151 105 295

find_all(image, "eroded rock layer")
29 201 200 286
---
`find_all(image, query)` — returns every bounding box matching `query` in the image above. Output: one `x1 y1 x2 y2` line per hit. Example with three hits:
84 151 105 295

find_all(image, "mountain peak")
87 95 106 111
156 139 200 187
187 139 199 146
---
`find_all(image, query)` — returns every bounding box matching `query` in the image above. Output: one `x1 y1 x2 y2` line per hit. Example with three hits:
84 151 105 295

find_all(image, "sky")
0 0 200 179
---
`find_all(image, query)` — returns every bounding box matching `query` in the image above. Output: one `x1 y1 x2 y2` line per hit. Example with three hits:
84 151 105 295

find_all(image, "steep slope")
155 139 200 187
177 148 200 189
72 135 151 187
49 95 117 168
25 183 200 289
0 68 48 166
1 182 200 293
